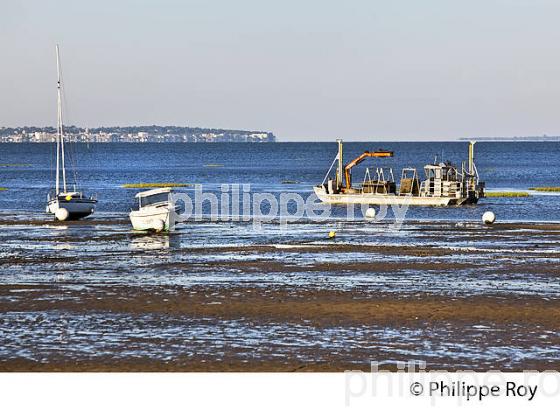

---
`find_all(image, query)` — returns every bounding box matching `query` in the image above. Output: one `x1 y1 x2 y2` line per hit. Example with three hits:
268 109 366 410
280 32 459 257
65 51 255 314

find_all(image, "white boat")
46 45 96 221
129 188 176 232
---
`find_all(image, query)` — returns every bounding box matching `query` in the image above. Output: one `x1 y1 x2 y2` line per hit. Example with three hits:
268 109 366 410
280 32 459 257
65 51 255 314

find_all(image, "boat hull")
313 186 470 207
46 198 96 220
129 207 174 232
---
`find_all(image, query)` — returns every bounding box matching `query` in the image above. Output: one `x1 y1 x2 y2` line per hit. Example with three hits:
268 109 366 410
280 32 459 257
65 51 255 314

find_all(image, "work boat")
314 140 485 206
129 188 177 232
46 45 97 221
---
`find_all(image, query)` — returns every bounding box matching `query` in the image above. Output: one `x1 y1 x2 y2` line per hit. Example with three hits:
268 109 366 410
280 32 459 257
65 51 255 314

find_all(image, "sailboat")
46 45 97 221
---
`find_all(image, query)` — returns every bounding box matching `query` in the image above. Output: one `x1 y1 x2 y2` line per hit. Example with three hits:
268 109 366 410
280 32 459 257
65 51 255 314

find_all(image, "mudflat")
0 217 559 371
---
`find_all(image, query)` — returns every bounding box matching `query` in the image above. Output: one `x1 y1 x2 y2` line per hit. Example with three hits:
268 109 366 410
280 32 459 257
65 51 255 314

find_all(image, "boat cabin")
135 188 172 208
420 162 462 198
47 190 93 201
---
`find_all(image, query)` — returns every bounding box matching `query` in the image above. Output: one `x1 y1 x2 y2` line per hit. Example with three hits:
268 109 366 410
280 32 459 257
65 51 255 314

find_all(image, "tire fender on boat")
152 218 165 232
55 208 70 221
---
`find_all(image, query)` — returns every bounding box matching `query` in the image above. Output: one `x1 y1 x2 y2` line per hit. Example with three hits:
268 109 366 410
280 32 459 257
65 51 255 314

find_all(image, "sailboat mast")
56 45 67 193
55 46 61 195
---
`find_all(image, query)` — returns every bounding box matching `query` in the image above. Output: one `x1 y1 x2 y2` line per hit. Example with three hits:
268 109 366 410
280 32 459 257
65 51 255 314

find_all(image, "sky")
1 0 560 141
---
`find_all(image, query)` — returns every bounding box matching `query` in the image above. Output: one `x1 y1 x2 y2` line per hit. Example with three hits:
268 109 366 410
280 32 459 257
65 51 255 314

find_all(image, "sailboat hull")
47 197 97 220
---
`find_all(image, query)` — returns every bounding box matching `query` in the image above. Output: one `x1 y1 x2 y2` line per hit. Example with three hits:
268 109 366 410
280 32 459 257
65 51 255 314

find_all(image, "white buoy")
482 211 496 225
55 208 70 221
365 207 376 220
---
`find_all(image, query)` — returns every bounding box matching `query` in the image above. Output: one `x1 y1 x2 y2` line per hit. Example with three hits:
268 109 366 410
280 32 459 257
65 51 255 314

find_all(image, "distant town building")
0 126 276 143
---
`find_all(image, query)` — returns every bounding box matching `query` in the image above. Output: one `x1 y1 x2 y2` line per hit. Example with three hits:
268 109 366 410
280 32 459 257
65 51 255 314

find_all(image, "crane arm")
344 150 393 189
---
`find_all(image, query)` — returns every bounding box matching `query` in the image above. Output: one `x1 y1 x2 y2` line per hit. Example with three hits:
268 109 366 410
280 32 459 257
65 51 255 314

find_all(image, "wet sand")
0 216 559 371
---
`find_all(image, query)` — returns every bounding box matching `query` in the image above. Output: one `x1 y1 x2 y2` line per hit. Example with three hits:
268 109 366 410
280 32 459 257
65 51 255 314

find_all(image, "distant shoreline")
1 139 558 144
458 136 560 142
0 141 276 144
0 125 276 143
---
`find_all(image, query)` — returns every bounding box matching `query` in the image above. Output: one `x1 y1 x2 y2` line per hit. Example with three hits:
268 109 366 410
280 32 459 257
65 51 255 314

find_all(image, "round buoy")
482 211 496 225
55 208 70 221
152 219 165 232
328 230 336 239
65 195 72 201
365 207 376 220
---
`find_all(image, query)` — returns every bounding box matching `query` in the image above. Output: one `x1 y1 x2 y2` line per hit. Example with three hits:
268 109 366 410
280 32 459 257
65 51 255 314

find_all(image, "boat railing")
359 167 396 195
399 168 420 196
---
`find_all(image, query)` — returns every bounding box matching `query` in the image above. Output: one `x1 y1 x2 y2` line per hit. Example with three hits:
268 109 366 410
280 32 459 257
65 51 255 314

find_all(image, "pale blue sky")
2 0 560 140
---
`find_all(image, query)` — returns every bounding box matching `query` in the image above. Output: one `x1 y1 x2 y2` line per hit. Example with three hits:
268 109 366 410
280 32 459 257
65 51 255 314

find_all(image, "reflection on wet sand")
129 233 181 251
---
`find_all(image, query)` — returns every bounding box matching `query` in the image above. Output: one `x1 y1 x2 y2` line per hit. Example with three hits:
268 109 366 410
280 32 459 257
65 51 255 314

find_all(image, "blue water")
0 141 559 221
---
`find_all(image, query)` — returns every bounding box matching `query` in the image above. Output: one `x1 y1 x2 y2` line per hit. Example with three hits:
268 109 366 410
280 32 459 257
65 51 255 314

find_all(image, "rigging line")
56 46 66 193
49 128 54 192
59 64 80 190
321 154 339 185
48 81 54 192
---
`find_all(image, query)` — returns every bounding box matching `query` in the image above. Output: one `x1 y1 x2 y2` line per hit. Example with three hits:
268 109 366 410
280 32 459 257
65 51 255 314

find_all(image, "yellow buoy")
328 230 336 239
65 195 72 201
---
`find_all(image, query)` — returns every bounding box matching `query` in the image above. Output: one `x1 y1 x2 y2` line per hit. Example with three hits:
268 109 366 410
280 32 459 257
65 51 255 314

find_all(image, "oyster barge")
314 140 485 206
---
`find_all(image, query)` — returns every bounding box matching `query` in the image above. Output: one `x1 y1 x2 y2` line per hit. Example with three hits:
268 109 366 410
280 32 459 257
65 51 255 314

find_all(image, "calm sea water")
0 141 559 221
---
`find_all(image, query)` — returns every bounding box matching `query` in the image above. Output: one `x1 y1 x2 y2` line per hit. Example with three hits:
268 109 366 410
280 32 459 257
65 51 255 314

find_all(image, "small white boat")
46 45 96 221
129 188 176 232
